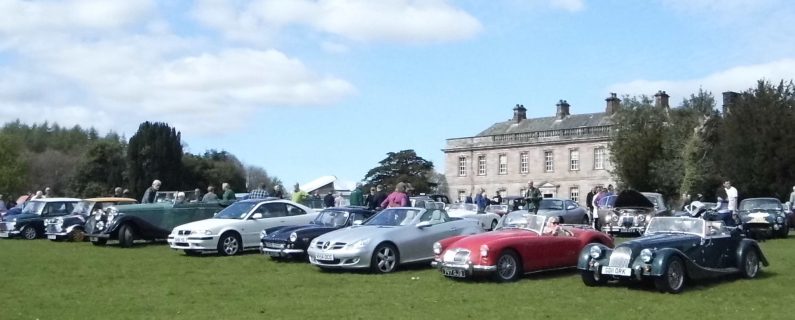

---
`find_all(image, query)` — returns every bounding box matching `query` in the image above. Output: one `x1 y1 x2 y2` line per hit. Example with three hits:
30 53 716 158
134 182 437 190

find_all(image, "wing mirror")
251 213 263 220
416 221 431 229
352 220 363 226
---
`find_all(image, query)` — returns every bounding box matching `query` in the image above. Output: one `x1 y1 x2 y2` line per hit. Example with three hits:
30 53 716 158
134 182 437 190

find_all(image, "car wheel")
370 243 399 274
184 250 202 256
493 250 522 282
654 256 686 294
21 225 38 240
118 224 135 248
490 220 498 231
741 249 760 279
217 232 241 256
69 228 86 242
779 223 789 238
90 237 107 246
581 269 607 287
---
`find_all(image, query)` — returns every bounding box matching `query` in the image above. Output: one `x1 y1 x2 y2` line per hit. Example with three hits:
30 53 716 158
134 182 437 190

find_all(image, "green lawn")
1 235 794 320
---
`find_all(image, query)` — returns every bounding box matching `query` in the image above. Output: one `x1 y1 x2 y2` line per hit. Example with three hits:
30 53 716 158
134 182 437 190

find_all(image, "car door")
283 203 312 225
242 202 288 247
402 210 450 261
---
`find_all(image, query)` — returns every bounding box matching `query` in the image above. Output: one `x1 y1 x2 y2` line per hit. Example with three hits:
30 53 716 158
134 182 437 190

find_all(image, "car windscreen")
364 208 421 226
214 202 256 219
22 201 46 215
313 210 350 227
538 199 563 210
739 199 781 211
71 201 92 215
497 212 544 233
449 203 477 211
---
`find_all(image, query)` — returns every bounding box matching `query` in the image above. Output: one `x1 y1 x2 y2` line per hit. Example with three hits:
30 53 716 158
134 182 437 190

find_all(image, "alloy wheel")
222 236 239 255
376 247 396 272
23 226 37 240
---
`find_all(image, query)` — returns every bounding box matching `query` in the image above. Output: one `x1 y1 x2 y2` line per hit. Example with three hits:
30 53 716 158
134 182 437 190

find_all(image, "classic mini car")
535 198 590 225
485 204 509 217
261 206 377 259
432 213 613 282
168 198 318 256
446 203 501 230
736 197 789 239
307 203 483 273
45 197 137 241
597 190 664 235
0 198 80 240
579 216 768 293
84 191 228 247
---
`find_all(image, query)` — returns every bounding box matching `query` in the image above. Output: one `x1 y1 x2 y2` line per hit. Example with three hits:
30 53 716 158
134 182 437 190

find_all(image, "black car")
45 198 137 241
261 207 376 259
737 197 789 239
0 198 80 240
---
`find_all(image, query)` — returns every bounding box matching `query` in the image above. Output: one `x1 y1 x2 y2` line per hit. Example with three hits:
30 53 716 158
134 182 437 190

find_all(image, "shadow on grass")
595 270 779 293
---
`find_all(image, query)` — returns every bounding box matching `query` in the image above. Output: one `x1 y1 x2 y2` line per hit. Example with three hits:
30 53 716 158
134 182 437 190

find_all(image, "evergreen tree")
363 150 436 194
127 122 184 198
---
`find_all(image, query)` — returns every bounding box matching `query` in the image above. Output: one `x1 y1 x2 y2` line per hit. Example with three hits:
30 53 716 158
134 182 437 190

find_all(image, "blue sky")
1 0 793 189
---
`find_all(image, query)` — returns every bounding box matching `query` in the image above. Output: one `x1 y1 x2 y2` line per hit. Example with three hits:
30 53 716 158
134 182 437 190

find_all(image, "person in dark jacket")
222 182 236 201
372 185 388 210
142 180 162 204
585 187 596 213
273 185 284 199
364 186 377 209
323 192 336 208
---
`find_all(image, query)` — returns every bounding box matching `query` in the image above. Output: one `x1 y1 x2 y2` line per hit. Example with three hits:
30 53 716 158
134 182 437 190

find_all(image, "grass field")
1 235 794 320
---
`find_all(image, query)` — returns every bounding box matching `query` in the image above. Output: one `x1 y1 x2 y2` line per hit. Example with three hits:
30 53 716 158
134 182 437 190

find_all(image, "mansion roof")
476 112 613 137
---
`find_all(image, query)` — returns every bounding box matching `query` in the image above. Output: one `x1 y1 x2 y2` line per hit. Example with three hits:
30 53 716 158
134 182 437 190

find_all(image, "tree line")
610 79 795 203
0 121 282 201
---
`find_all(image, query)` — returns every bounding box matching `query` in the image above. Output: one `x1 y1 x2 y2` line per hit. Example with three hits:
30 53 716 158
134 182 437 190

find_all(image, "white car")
167 198 318 256
446 203 501 231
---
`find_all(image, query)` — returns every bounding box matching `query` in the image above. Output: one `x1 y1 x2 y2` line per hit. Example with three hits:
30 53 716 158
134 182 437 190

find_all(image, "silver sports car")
307 205 484 273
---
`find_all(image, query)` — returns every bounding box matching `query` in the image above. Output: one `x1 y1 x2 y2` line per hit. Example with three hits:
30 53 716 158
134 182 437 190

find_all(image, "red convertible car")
431 212 614 282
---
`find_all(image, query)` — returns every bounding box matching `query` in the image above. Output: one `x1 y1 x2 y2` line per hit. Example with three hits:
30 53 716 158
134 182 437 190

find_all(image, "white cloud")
607 59 795 105
0 0 355 136
193 0 483 44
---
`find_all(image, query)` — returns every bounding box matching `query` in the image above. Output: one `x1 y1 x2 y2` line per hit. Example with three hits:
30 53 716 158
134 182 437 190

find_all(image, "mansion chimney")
654 90 670 108
555 100 570 120
606 92 621 115
512 104 527 123
722 91 739 114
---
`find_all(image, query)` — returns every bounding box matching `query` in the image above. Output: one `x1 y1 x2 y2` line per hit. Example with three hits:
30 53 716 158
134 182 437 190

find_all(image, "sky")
1 0 794 190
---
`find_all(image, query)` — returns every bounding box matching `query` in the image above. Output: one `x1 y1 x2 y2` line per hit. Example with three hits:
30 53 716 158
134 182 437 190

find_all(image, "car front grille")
0 223 8 232
443 249 471 264
314 241 347 250
46 224 62 233
177 230 192 236
609 247 632 267
264 242 286 249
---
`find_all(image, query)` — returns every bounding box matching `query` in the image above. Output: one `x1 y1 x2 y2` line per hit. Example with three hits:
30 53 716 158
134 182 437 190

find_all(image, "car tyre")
217 232 241 256
493 250 522 282
654 256 686 294
581 269 607 287
21 225 38 240
490 219 498 231
69 228 86 242
118 224 135 248
90 237 107 246
370 243 399 274
740 249 760 279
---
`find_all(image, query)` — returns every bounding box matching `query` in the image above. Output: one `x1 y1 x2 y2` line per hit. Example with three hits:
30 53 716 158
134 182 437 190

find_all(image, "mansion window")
498 154 507 175
458 157 467 176
544 151 554 172
519 152 528 174
477 155 486 176
458 190 468 202
570 149 580 171
594 147 606 170
570 187 579 203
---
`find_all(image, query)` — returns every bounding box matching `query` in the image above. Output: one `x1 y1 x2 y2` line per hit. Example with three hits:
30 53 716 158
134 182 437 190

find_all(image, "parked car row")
0 190 776 294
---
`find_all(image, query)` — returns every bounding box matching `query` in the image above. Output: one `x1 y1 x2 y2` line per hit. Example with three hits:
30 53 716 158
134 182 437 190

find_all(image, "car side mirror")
251 213 263 220
416 221 431 229
353 220 363 226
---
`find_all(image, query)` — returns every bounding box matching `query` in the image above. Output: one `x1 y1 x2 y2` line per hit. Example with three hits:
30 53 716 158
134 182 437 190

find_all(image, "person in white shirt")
724 180 738 212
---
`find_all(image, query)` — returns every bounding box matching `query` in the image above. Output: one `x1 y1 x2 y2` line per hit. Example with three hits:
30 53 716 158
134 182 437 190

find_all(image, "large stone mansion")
442 92 662 205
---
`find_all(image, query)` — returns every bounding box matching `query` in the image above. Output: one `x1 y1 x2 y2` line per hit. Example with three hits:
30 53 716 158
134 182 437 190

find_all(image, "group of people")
462 181 544 213
0 187 59 212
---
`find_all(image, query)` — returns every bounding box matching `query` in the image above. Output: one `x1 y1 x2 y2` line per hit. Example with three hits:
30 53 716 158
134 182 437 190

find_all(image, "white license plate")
90 237 97 241
0 232 9 238
315 253 334 261
602 266 632 276
442 268 467 278
47 234 57 240
267 251 281 257
175 236 187 243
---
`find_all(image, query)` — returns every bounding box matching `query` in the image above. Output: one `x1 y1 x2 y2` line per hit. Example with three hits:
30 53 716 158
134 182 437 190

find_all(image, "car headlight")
347 239 371 248
433 242 442 255
192 229 213 236
777 216 784 224
640 248 654 263
589 246 602 259
289 232 298 242
637 215 646 222
260 229 267 238
611 214 619 222
480 244 489 257
96 221 106 230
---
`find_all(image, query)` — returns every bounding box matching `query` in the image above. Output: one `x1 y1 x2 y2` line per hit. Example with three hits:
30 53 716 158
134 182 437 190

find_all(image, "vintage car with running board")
45 197 137 241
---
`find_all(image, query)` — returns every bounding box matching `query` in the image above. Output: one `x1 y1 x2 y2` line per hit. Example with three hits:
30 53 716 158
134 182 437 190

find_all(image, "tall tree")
181 150 247 193
609 96 666 192
69 139 127 198
0 134 28 197
245 165 283 193
127 122 184 198
363 150 436 194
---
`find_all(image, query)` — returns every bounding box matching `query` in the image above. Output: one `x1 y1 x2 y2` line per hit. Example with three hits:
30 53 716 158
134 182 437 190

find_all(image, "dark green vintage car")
737 197 789 239
578 216 768 293
84 191 232 247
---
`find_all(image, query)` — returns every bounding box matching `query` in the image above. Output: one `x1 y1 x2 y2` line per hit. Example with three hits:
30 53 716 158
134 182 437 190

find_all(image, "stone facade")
443 95 622 206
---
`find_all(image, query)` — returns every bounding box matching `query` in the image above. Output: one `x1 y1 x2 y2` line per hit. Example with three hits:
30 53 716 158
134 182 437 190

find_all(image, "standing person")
592 186 607 210
380 183 408 208
585 187 596 215
789 186 795 210
335 193 345 207
323 192 335 208
221 182 236 201
724 181 738 212
373 185 388 210
203 186 219 202
44 187 53 198
0 194 6 211
475 189 488 212
141 180 162 204
464 194 473 204
191 188 203 202
364 186 377 210
491 191 503 206
349 183 364 206
606 185 615 197
122 189 131 198
273 185 284 199
524 181 542 213
291 184 308 204
113 187 123 198
249 183 269 199
32 190 44 200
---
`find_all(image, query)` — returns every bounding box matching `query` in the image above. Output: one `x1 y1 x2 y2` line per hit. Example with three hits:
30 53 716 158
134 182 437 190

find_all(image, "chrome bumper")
431 260 497 274
261 247 306 256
